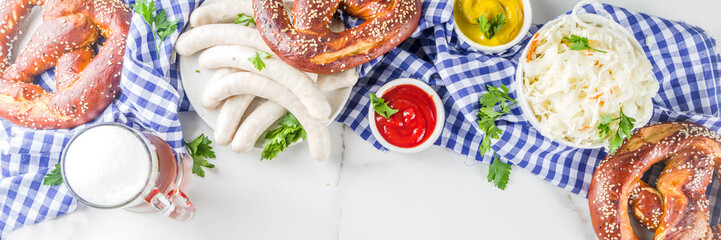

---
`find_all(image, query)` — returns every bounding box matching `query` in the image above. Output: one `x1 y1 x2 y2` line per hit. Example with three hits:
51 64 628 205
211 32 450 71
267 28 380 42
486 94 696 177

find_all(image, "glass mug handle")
145 184 196 221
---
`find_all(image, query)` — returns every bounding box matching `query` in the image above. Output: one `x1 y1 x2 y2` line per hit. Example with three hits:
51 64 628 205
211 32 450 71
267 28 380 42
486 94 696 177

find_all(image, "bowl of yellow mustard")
452 0 532 53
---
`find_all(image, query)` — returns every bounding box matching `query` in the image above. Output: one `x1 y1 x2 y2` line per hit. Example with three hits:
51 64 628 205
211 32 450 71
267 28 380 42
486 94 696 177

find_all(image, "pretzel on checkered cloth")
0 0 130 129
589 121 721 239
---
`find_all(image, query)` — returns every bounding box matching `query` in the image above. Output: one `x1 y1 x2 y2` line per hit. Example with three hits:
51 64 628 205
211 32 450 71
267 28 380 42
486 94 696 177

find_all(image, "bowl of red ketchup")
368 78 445 153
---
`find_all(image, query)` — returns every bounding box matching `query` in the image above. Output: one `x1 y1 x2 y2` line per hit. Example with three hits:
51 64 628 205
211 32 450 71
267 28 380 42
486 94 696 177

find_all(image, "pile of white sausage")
175 0 357 161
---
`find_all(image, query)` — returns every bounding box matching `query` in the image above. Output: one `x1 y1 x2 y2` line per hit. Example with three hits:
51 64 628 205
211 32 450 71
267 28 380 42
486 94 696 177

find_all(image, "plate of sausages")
176 0 358 161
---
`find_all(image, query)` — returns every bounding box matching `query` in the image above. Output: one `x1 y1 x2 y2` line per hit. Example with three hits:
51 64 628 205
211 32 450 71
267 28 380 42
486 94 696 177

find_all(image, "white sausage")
216 95 254 146
175 24 272 56
230 101 287 154
198 45 330 121
204 72 330 161
205 68 237 96
316 69 360 92
189 1 253 27
227 69 356 155
209 68 254 146
227 69 355 157
175 25 318 82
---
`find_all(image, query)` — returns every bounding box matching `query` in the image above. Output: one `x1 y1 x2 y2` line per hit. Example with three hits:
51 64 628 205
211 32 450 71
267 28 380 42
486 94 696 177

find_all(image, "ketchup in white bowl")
368 78 445 153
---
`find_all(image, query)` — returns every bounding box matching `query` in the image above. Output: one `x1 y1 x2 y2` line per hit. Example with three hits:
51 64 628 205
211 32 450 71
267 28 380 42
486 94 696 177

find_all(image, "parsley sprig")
235 13 256 27
184 134 216 178
477 84 516 190
563 35 607 53
478 84 516 156
249 51 272 71
597 108 636 154
43 163 63 186
477 13 506 40
261 113 307 160
132 0 178 58
487 153 511 190
369 93 398 119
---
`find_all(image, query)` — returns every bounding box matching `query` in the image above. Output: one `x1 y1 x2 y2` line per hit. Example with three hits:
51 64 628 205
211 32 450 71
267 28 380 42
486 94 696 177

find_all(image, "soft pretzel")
251 0 422 74
627 179 664 230
0 0 130 129
588 121 721 239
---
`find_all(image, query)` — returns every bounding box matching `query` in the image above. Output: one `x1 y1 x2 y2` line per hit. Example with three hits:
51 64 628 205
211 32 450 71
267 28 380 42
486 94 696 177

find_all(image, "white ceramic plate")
178 55 355 129
178 0 356 147
515 13 653 149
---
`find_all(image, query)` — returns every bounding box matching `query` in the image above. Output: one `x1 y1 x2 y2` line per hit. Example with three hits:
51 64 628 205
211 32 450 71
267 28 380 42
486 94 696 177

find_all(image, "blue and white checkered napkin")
0 0 197 237
337 1 721 222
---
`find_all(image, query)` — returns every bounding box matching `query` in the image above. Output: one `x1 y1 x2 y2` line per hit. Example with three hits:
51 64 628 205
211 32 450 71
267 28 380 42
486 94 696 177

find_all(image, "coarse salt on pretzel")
252 0 422 74
588 121 721 239
0 0 130 129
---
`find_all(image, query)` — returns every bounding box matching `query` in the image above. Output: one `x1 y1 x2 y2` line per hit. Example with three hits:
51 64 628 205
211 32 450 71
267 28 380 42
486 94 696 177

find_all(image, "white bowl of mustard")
452 0 532 54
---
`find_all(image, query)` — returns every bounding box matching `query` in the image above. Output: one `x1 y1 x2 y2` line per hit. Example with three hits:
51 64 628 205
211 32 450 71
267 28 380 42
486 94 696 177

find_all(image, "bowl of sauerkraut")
515 5 659 149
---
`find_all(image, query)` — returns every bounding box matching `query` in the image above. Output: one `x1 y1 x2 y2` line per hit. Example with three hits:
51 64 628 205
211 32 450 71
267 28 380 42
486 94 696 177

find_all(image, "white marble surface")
7 0 720 239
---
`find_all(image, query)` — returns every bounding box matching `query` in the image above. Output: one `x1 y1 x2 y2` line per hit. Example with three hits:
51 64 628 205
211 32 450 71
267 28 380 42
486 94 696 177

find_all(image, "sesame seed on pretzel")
0 0 130 129
589 121 721 239
252 0 422 74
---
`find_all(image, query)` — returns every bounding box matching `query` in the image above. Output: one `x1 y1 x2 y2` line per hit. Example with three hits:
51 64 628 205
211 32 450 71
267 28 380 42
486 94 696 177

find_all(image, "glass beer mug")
61 123 195 221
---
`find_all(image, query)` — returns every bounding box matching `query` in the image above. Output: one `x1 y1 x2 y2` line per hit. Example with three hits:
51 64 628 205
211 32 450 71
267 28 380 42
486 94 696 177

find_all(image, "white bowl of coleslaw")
515 9 659 149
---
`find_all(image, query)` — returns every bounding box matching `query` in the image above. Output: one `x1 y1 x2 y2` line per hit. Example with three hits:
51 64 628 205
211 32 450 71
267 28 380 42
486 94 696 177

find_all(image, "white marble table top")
7 0 720 239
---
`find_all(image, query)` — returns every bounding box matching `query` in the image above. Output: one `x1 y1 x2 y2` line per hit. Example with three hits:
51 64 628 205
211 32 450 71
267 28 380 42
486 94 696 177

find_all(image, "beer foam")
64 125 151 206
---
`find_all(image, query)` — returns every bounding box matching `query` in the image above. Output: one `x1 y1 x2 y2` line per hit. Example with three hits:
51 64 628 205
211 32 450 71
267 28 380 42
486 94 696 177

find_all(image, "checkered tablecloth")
337 0 721 224
0 0 196 237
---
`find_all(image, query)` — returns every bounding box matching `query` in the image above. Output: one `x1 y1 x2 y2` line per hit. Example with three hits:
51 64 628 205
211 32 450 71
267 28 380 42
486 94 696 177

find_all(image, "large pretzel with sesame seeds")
588 121 721 239
0 0 130 129
251 0 421 74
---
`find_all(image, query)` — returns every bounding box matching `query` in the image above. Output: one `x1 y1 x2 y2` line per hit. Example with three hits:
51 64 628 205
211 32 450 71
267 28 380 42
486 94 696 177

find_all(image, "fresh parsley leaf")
261 113 306 160
184 134 216 178
132 0 178 58
609 130 625 155
617 108 635 137
477 84 515 190
369 93 398 119
610 109 635 154
43 163 63 186
248 51 272 71
563 34 607 53
478 122 500 156
191 157 215 178
487 153 511 190
599 114 613 124
597 108 636 154
479 107 502 119
132 0 155 24
477 13 490 38
234 13 256 27
155 10 178 41
477 84 516 156
477 13 506 39
597 114 613 138
490 13 506 38
278 113 304 131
